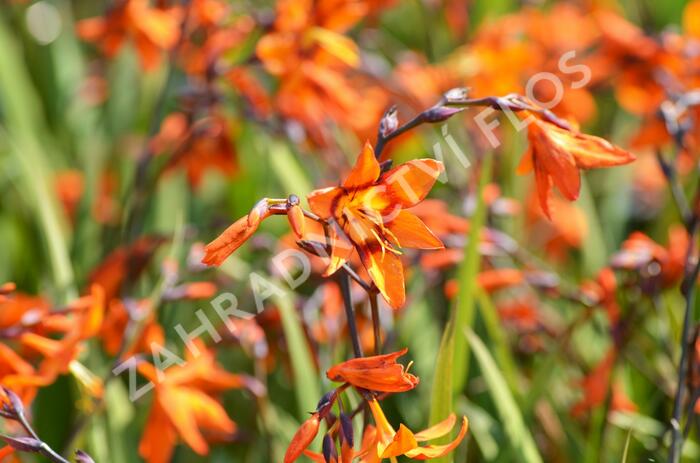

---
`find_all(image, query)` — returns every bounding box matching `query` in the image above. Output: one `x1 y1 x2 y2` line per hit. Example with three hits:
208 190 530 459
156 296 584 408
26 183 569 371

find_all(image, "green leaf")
0 14 75 301
269 140 313 201
476 288 519 395
453 154 493 392
274 291 321 419
428 156 492 462
466 328 543 463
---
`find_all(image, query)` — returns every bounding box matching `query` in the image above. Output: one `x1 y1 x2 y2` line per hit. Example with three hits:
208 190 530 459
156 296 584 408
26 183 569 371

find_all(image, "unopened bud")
1 435 42 453
424 106 464 123
287 205 305 240
75 450 96 463
316 390 338 418
284 413 321 463
443 87 470 104
322 434 338 463
339 412 354 447
379 106 399 138
1 387 24 416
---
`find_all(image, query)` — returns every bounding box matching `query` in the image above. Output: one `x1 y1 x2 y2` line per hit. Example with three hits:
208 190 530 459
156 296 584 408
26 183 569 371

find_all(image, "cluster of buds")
0 387 94 463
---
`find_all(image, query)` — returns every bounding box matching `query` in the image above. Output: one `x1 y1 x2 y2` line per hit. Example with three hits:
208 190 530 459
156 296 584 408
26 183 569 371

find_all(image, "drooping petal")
413 414 456 442
530 123 580 201
357 243 405 309
404 416 469 460
533 153 554 219
343 141 380 189
382 159 444 208
385 210 443 250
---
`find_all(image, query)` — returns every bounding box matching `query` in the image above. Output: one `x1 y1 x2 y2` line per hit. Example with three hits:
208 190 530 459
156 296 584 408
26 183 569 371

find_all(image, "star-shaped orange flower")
307 141 444 308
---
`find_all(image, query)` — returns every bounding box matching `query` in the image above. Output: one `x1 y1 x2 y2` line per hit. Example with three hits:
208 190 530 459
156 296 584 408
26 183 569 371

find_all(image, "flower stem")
369 290 382 355
339 270 363 358
667 176 699 463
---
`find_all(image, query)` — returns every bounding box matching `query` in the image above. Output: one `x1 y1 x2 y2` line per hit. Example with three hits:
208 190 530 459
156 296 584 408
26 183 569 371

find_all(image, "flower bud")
284 413 321 463
287 205 305 240
379 106 398 138
443 87 470 104
339 412 354 447
75 450 96 463
322 434 338 463
423 106 464 123
1 435 42 453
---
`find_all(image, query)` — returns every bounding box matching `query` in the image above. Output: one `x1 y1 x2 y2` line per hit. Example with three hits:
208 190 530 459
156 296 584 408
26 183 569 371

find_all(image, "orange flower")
518 116 635 218
154 112 239 189
255 0 389 145
611 225 689 287
88 236 166 301
326 348 418 392
361 398 468 461
477 268 524 293
138 340 259 463
307 142 444 308
571 349 636 417
77 0 182 70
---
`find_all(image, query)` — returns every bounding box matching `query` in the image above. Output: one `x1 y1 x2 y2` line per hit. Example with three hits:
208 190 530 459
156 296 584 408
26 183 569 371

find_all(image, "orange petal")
404 416 469 459
545 126 636 169
75 17 106 41
477 269 524 293
533 154 554 219
307 186 342 219
256 32 299 75
382 159 444 208
386 210 443 250
357 243 405 309
326 348 419 392
323 222 355 277
684 0 700 36
139 401 179 463
343 141 380 189
131 2 181 49
532 137 580 202
517 146 534 174
159 387 234 455
381 424 418 458
413 414 457 442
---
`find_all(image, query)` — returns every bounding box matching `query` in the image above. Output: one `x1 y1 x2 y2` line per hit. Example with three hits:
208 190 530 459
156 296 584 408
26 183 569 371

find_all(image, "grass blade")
274 291 321 419
0 14 75 301
466 328 543 463
453 154 492 392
